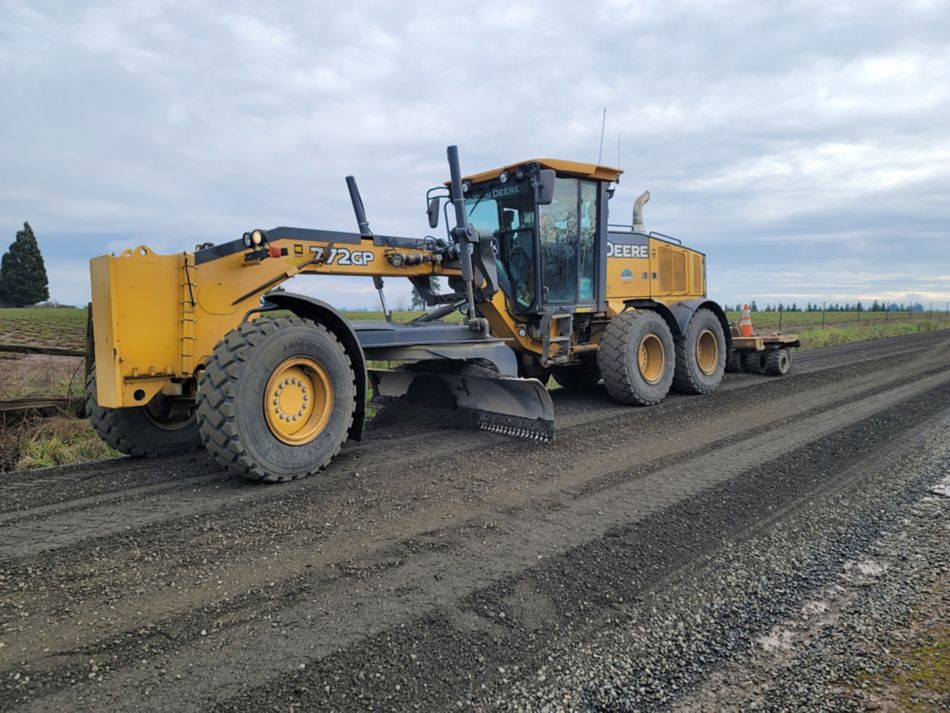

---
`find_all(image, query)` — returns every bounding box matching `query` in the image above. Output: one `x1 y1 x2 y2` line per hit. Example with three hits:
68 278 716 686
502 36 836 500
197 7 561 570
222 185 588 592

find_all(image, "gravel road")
1 330 949 712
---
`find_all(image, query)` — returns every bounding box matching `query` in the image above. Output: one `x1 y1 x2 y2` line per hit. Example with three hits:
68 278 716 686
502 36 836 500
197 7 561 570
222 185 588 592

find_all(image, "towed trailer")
727 332 801 376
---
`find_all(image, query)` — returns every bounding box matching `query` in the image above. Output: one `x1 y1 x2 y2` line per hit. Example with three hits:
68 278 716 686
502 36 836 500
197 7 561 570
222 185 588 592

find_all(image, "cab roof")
462 158 623 185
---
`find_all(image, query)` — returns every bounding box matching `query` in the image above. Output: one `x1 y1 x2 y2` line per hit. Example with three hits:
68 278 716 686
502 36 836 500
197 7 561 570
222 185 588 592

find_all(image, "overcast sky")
1 0 949 309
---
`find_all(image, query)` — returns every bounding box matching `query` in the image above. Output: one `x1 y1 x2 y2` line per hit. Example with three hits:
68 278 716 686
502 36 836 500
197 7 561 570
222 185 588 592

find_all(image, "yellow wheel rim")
638 333 665 385
696 329 719 376
264 357 333 446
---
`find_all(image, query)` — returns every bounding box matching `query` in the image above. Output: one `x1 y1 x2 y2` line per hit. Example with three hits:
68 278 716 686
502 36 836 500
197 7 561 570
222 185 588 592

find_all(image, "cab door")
538 177 599 309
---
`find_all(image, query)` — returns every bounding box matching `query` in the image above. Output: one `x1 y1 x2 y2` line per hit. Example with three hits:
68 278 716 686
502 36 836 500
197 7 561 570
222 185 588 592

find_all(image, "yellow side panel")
658 247 673 293
650 239 704 300
89 256 121 407
90 248 183 407
691 253 705 294
672 250 687 292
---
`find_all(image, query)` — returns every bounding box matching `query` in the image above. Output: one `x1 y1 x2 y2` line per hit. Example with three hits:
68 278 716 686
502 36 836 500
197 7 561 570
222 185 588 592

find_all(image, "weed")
15 417 119 470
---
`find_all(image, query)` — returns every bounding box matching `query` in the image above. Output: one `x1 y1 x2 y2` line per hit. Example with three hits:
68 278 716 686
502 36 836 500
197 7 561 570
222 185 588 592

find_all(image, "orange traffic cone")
739 304 754 336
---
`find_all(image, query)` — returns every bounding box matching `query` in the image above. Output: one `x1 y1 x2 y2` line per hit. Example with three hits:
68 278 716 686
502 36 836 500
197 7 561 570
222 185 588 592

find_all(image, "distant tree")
870 300 880 311
0 222 49 307
749 300 758 312
856 301 864 312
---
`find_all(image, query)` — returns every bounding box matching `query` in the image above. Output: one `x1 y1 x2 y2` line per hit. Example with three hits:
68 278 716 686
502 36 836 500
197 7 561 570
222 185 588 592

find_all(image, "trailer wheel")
673 308 727 394
742 350 769 375
598 310 675 406
552 365 601 389
85 373 201 457
726 349 745 373
765 348 791 376
196 316 356 482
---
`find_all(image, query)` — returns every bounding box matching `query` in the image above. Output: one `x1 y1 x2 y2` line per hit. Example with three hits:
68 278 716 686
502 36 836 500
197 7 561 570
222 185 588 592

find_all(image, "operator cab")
458 159 622 315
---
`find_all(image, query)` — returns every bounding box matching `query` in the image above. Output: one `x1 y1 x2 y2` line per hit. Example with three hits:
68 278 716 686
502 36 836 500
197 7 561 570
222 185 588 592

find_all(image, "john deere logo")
621 268 633 282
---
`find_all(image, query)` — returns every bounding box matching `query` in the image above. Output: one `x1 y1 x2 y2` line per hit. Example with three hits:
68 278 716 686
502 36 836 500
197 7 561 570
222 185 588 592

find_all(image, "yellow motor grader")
87 145 797 481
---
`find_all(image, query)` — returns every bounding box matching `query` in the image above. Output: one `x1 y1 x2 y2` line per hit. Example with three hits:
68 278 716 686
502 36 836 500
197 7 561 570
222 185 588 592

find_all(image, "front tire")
673 308 727 394
598 310 675 406
196 316 356 482
85 373 201 457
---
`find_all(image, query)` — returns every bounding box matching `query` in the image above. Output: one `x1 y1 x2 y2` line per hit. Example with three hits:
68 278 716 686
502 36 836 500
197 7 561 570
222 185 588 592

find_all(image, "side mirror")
427 196 441 229
537 169 556 205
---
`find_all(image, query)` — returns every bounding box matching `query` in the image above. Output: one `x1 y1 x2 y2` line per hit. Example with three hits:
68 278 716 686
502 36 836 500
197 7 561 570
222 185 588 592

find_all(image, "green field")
0 306 88 350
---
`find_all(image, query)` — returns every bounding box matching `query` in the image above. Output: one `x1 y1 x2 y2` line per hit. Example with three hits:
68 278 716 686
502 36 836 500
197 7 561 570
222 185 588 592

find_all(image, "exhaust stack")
632 190 650 232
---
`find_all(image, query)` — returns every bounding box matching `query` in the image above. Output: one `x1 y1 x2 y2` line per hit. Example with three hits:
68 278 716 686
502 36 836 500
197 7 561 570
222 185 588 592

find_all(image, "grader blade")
370 368 555 441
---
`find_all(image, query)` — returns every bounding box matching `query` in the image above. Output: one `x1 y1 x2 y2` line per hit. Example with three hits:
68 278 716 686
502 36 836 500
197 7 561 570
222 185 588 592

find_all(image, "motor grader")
87 145 797 482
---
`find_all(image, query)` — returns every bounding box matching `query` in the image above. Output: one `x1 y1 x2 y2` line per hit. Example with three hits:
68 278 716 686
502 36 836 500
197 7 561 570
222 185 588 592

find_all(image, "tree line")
724 300 928 313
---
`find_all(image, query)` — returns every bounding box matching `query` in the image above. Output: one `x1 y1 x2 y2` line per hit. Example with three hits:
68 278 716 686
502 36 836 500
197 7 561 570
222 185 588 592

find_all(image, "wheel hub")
638 334 665 385
696 329 719 376
264 357 333 445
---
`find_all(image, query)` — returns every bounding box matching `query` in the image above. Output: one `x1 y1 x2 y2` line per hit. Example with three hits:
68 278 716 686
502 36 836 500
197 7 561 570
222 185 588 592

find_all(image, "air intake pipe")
632 190 650 232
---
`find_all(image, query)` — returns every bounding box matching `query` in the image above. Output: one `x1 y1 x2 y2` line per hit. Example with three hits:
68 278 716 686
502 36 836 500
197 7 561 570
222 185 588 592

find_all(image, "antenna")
597 107 607 164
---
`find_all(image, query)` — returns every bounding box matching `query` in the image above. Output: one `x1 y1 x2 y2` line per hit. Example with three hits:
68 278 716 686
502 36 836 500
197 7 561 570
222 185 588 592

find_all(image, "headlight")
461 181 470 194
251 229 265 246
242 232 252 247
499 171 508 184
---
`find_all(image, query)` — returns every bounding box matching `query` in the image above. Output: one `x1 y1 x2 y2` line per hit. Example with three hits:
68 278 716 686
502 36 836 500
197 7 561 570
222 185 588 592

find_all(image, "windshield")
465 179 537 310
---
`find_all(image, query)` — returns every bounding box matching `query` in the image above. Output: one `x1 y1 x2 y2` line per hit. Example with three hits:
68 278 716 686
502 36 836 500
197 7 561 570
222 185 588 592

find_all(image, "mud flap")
370 368 555 441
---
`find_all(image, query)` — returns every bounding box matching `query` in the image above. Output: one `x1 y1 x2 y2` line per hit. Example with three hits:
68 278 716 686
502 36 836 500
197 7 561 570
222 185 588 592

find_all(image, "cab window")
539 178 598 305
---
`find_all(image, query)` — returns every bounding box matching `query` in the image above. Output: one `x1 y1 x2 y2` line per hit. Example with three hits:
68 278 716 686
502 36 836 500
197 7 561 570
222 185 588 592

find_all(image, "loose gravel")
1 330 949 712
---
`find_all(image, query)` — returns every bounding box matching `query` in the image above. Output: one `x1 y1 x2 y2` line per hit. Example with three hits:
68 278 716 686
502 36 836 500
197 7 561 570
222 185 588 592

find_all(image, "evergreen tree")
0 222 49 307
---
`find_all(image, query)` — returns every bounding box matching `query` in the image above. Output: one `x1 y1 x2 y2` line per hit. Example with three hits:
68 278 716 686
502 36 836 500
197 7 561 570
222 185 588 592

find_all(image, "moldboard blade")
369 368 555 441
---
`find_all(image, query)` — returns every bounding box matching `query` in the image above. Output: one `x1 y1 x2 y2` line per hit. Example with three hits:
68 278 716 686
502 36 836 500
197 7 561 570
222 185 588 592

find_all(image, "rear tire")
196 316 356 482
85 373 201 457
598 310 675 406
673 308 727 394
742 350 769 375
552 365 601 390
765 348 791 376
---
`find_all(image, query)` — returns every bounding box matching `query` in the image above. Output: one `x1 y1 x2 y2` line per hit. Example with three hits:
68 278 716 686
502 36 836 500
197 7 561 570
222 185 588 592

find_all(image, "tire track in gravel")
6 369 950 712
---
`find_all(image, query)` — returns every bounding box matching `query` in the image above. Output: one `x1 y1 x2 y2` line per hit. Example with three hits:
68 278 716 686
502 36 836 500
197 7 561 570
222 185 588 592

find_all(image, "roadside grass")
14 417 119 470
796 320 946 350
848 580 949 711
0 353 86 401
893 622 950 710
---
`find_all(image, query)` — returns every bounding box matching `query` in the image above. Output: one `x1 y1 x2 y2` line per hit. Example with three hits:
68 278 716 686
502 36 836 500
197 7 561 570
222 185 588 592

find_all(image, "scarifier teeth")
477 415 553 442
